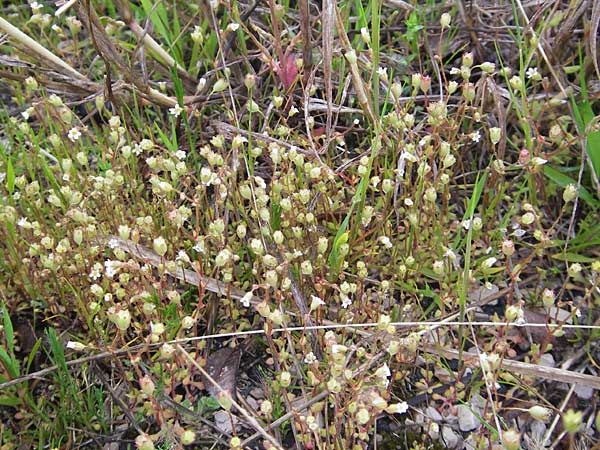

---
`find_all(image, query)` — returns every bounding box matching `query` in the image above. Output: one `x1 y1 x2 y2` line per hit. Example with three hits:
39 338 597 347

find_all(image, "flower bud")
180 430 195 445
542 288 555 308
215 248 232 266
528 405 551 422
501 239 514 256
440 12 451 28
244 74 256 90
279 370 291 387
567 263 582 278
153 236 168 257
356 408 370 425
563 184 578 203
318 236 328 254
448 80 458 94
521 212 535 225
258 400 272 416
422 186 436 203
135 433 155 450
509 75 523 90
360 27 370 45
160 343 175 359
505 305 523 322
480 61 495 73
377 314 391 331
562 409 583 433
181 315 195 329
211 79 228 94
140 375 155 396
502 429 521 450
411 73 421 90
301 260 313 275
489 127 502 145
462 52 474 68
111 309 131 331
420 74 431 93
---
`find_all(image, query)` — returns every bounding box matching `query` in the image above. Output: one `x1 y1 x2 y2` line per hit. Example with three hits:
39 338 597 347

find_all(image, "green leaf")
573 63 600 178
550 253 595 263
0 396 21 407
5 157 14 195
0 348 19 379
2 305 14 356
271 203 282 231
25 338 43 375
171 66 184 106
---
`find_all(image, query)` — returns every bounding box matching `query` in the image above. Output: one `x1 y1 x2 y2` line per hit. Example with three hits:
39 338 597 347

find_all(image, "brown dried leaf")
204 346 243 399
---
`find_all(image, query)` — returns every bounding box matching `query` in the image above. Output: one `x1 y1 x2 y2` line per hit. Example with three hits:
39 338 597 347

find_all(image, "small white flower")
176 250 190 263
341 295 352 309
376 363 391 379
191 25 203 43
89 262 102 280
531 156 547 166
169 104 184 117
526 67 541 80
132 144 143 156
68 127 81 142
379 236 393 248
240 291 253 308
310 295 325 311
104 260 121 278
386 402 409 414
227 22 240 32
470 130 481 143
66 341 86 351
17 217 29 228
175 150 187 160
462 218 472 230
377 66 388 81
331 344 347 356
481 257 497 269
443 248 457 260
304 352 317 364
192 239 205 253
108 238 119 249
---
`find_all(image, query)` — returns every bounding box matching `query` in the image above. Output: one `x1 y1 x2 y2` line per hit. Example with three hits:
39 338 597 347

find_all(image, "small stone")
463 435 478 450
471 393 486 412
425 406 443 423
427 422 440 440
214 410 238 433
574 384 593 400
539 353 555 368
457 404 480 432
249 387 264 399
246 396 259 410
442 425 461 448
529 420 548 444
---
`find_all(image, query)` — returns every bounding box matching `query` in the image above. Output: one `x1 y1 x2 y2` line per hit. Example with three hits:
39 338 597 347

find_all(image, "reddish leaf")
277 53 298 91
